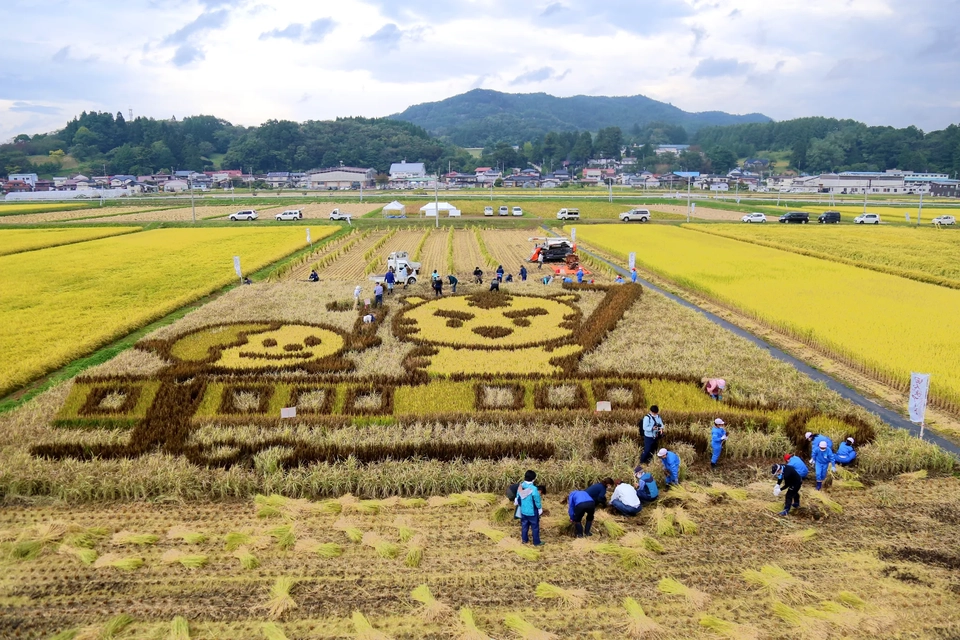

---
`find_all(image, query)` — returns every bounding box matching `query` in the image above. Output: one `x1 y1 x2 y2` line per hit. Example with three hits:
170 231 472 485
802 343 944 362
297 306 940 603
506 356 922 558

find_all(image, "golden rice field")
0 226 141 256
571 224 960 413
0 205 168 224
0 227 332 396
796 204 960 218
688 224 960 289
0 202 93 216
385 200 687 220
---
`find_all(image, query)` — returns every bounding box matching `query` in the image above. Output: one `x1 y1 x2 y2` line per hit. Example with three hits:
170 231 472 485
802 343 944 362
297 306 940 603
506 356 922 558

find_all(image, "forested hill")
693 117 960 175
0 113 475 177
388 89 771 147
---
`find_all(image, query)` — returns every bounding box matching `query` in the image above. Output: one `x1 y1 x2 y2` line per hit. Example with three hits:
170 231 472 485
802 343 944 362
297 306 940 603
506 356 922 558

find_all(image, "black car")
779 211 809 224
818 210 841 224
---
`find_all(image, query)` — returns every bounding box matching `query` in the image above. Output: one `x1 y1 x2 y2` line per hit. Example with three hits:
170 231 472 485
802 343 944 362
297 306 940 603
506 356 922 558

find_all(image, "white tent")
419 201 461 217
382 200 406 216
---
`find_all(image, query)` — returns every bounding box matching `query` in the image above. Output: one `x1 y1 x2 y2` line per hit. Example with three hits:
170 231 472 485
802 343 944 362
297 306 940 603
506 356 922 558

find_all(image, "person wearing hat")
634 465 659 503
783 453 810 479
657 448 681 487
630 267 638 283
805 431 833 462
772 462 803 516
811 440 837 490
639 405 665 464
703 378 727 401
710 418 728 468
835 437 857 466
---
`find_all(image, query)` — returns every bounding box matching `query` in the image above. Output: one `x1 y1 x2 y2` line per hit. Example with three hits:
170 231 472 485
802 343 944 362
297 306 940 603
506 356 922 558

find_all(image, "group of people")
472 265 529 289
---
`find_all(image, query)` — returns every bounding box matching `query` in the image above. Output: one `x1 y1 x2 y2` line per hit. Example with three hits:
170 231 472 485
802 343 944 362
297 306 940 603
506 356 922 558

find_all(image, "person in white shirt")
610 479 642 516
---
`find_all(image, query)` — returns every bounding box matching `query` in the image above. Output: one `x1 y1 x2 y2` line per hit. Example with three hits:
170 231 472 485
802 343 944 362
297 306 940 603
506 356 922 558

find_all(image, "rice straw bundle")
708 483 748 501
491 504 514 524
458 607 492 640
266 525 297 550
594 512 626 539
261 622 289 640
896 469 927 482
405 534 425 568
496 537 540 561
620 532 665 554
837 591 868 610
463 492 499 506
58 544 98 565
652 508 676 537
351 611 393 640
334 518 364 543
254 494 310 519
64 526 108 549
224 532 253 551
535 582 589 609
349 500 383 515
265 577 297 619
316 499 343 515
167 526 208 545
622 597 662 638
168 615 191 640
781 528 817 548
361 531 400 559
232 546 259 569
657 578 710 609
294 538 343 558
111 531 159 546
770 601 831 639
391 516 417 542
469 520 506 542
742 564 806 601
698 615 759 639
161 549 209 569
411 584 452 621
503 614 557 640
400 498 427 509
673 507 698 535
93 553 144 571
76 613 134 640
807 490 843 514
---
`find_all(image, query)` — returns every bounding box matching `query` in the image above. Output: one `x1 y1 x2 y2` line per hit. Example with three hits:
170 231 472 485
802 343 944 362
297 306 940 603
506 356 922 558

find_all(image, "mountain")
389 89 772 147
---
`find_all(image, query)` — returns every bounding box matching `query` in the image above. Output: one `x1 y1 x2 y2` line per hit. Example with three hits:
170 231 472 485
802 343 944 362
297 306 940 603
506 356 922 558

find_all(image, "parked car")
556 208 580 220
512 206 523 217
779 211 809 224
229 209 258 221
854 213 881 225
483 206 494 216
932 215 956 226
275 209 303 221
329 208 350 221
818 210 841 224
620 208 651 223
498 206 509 216
741 212 767 223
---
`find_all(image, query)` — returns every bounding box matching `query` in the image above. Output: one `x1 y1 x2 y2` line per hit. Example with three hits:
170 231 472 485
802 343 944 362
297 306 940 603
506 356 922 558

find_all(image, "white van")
556 208 580 220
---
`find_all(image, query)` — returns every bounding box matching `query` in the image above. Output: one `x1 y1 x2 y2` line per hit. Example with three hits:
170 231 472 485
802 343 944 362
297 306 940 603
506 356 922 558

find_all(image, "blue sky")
1 0 958 141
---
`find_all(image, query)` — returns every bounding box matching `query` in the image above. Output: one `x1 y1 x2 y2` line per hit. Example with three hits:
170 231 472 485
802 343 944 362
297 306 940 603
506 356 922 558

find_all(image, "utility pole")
190 178 196 223
686 175 692 222
863 178 870 214
434 167 439 229
917 189 923 226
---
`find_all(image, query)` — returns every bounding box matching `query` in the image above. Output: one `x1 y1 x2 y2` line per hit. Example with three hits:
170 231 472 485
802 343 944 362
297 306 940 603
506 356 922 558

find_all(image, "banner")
628 252 636 269
280 407 297 419
571 228 576 242
306 228 311 244
233 256 242 278
908 373 930 423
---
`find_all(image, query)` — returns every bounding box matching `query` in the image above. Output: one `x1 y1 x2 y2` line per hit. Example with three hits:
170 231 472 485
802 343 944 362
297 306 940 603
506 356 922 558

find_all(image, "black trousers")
783 487 800 511
572 501 596 536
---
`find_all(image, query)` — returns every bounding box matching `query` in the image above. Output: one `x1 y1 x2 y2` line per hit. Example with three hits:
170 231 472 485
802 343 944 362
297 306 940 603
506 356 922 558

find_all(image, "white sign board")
908 373 930 424
628 252 636 269
280 407 297 419
571 228 576 242
595 401 612 412
233 256 242 278
306 228 311 244
691 202 697 212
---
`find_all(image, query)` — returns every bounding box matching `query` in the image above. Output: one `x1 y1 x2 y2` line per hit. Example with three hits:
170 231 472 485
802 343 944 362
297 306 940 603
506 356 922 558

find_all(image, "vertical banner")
691 202 697 214
908 373 930 426
628 252 636 269
306 228 311 245
233 256 242 279
571 227 576 242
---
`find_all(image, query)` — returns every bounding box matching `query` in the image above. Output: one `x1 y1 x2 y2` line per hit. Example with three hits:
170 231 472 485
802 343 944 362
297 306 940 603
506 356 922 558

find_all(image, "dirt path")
653 204 752 221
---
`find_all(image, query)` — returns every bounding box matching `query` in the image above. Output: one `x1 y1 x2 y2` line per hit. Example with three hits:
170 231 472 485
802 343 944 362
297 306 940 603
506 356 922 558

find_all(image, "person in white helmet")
836 437 857 466
811 439 837 490
710 418 728 468
657 448 680 487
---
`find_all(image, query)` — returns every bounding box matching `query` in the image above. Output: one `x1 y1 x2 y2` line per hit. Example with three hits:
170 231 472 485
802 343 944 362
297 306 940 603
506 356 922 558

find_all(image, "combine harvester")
528 236 589 277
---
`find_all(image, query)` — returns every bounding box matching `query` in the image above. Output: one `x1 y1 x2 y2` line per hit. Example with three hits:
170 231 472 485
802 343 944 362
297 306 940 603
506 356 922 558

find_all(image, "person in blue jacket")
519 265 528 281
835 437 857 465
710 418 728 468
811 440 836 490
805 431 834 460
585 478 613 508
514 470 544 546
576 267 585 284
567 490 596 537
657 448 680 487
384 268 395 294
634 466 659 503
639 405 664 464
783 453 809 479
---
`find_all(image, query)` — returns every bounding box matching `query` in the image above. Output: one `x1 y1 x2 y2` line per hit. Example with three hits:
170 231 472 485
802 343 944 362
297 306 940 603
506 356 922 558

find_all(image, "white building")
164 180 190 193
9 173 38 187
389 162 426 180
307 167 375 190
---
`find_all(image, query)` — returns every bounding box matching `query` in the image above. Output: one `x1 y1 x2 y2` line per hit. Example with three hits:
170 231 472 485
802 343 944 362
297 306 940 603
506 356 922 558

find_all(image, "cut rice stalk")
657 578 710 609
261 622 289 640
411 584 453 621
622 597 662 638
896 469 927 482
232 546 259 570
535 582 589 609
64 526 108 549
168 615 191 640
653 507 676 537
361 531 400 559
58 544 98 565
161 549 209 569
595 513 626 539
673 507 698 535
111 531 159 546
742 564 806 601
698 614 759 640
503 613 557 640
770 601 831 639
167 526 208 545
93 553 144 571
266 525 297 550
709 483 748 502
224 532 253 551
497 537 540 561
781 528 818 548
400 498 427 509
334 518 364 544
101 613 135 638
837 591 868 610
316 499 343 515
463 491 498 506
458 607 492 640
265 577 297 620
349 500 383 515
807 490 843 514
405 534 425 568
352 611 393 640
469 520 506 542
491 504 514 524
620 532 665 554
391 516 417 543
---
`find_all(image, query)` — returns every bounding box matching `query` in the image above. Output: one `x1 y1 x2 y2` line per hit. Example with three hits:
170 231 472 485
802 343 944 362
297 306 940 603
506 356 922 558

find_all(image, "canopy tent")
419 201 461 217
382 201 406 217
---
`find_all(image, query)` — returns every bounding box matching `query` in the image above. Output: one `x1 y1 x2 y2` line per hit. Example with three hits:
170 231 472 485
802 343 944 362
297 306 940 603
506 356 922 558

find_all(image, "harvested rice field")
1 225 957 639
0 205 172 224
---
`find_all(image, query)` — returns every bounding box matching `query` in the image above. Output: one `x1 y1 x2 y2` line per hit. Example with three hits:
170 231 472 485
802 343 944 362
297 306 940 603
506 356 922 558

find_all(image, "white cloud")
0 0 957 142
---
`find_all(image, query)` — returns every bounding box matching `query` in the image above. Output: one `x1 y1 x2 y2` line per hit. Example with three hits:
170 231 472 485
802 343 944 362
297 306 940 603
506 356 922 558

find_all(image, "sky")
1 0 958 142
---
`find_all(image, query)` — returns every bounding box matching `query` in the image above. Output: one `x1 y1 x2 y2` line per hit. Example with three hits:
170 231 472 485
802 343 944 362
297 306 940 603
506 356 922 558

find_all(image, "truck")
556 208 580 220
369 251 421 285
528 236 575 263
329 208 350 221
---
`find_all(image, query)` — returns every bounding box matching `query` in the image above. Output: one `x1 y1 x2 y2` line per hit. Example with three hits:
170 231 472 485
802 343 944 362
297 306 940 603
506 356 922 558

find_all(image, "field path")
451 229 486 275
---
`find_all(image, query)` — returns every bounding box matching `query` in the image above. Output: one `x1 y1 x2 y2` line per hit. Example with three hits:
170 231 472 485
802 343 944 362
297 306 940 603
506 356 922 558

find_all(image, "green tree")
571 131 593 163
805 138 845 173
707 147 737 173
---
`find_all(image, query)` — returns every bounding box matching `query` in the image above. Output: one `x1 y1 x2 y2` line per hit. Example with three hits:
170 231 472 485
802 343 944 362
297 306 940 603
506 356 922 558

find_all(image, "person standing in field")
710 418 728 469
576 267 584 284
805 431 833 459
519 265 528 281
373 282 384 307
537 251 545 270
473 266 484 284
811 440 836 490
657 448 680 488
835 437 857 466
432 276 443 297
431 269 440 283
610 479 642 516
631 267 638 283
447 273 458 293
772 463 803 516
514 470 544 546
384 267 395 295
567 489 596 537
353 285 362 308
496 265 505 281
639 405 664 464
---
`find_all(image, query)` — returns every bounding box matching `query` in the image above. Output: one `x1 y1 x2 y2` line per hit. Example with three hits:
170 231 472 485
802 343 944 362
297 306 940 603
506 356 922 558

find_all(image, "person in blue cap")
710 418 728 468
811 439 837 490
657 448 680 488
835 437 857 466
772 462 803 516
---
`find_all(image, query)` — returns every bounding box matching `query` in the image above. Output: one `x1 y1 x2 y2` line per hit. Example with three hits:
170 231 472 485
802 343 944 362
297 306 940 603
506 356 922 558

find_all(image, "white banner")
908 373 930 423
306 228 311 244
280 407 297 419
571 228 576 242
628 252 636 269
691 202 697 212
233 256 242 278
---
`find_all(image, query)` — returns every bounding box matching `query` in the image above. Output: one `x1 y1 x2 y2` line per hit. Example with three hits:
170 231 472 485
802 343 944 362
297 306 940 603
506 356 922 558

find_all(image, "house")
655 144 690 156
389 162 426 180
930 181 960 198
544 170 571 183
34 179 54 192
163 180 190 193
2 180 32 193
9 173 38 187
581 168 603 185
110 175 137 188
502 175 539 188
787 171 909 195
743 158 771 171
540 179 561 189
443 172 478 187
658 173 686 188
474 168 502 184
306 167 375 190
